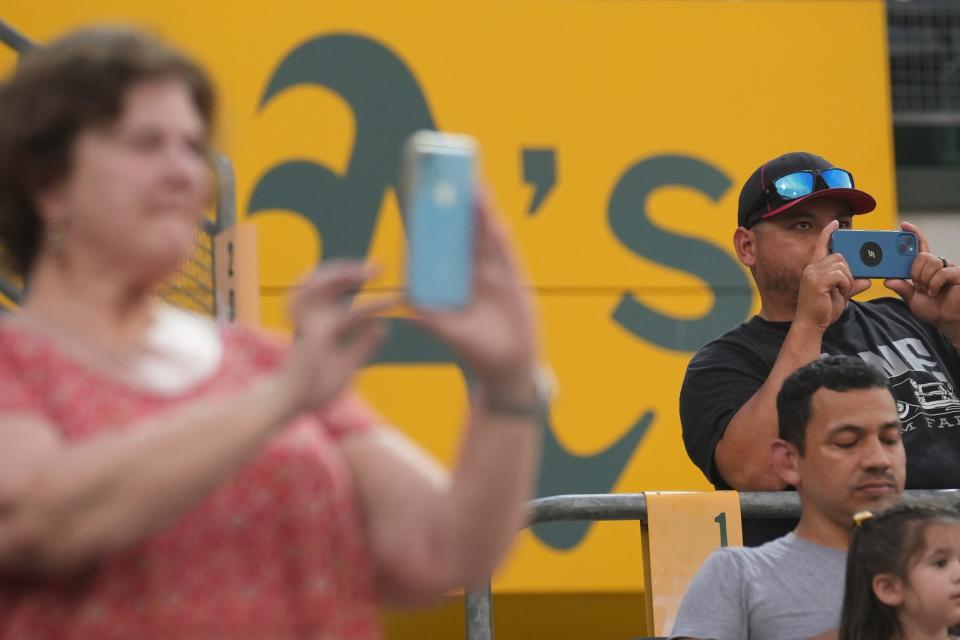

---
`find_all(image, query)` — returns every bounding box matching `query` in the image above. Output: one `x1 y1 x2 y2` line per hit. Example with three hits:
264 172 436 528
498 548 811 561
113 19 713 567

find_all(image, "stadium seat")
641 491 742 636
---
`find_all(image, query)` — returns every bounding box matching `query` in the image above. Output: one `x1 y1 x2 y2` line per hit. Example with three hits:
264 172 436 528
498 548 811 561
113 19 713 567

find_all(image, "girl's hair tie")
853 510 875 527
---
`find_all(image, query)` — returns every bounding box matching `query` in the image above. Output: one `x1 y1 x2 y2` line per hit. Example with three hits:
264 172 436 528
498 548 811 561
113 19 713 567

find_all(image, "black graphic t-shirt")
681 297 960 491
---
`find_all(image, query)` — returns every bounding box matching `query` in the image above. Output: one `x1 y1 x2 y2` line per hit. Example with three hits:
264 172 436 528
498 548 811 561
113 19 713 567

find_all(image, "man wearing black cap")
680 151 960 509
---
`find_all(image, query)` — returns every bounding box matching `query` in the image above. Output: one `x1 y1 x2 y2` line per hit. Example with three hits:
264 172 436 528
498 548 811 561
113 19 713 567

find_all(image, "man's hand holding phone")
796 221 871 334
884 221 960 346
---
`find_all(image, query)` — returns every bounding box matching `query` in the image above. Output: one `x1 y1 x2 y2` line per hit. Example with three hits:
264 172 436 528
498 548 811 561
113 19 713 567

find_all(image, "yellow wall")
3 0 895 600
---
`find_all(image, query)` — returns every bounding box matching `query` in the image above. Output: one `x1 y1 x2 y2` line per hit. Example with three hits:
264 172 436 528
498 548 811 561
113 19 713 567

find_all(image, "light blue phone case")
405 141 475 309
829 230 918 279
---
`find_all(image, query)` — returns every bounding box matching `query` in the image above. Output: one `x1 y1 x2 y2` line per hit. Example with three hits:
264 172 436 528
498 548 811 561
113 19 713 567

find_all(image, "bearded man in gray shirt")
672 356 906 640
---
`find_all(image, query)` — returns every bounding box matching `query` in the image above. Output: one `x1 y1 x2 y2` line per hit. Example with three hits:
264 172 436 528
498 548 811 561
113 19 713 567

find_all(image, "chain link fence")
889 0 960 124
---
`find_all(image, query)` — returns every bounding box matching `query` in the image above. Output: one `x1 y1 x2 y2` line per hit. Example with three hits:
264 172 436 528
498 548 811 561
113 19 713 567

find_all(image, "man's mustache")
854 470 899 487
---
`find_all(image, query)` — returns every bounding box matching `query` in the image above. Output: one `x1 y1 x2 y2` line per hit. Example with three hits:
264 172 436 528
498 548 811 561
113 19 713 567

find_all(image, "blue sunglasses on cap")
761 168 855 204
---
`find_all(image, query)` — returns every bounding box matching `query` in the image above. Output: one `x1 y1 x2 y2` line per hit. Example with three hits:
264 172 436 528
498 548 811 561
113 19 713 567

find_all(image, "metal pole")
528 493 648 524
0 19 35 53
213 153 237 230
210 153 237 321
465 584 493 640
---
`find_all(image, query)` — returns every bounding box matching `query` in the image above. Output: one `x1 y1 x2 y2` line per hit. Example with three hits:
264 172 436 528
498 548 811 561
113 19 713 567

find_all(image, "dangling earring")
44 222 66 252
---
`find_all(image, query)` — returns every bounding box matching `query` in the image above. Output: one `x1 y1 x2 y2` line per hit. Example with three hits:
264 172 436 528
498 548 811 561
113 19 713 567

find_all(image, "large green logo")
249 33 753 550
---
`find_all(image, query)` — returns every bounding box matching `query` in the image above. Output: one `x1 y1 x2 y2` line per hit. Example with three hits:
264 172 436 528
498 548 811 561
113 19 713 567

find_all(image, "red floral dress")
0 321 382 639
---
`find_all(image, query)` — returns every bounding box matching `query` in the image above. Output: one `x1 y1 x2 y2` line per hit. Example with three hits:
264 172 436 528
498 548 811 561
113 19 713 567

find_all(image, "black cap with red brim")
737 151 877 229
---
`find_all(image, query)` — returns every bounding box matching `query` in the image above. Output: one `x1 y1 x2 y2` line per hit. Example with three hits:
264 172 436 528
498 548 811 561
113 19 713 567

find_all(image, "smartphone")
401 131 477 309
829 229 919 279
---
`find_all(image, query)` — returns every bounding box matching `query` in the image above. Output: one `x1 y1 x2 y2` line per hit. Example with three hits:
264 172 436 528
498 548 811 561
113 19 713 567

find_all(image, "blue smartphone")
402 131 477 309
828 229 919 279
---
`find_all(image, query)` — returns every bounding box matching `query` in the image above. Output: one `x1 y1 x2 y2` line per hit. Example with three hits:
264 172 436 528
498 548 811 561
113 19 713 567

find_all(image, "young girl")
840 505 960 640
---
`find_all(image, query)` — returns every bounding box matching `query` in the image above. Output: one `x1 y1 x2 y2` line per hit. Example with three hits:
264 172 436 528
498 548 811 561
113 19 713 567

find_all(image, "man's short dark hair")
777 355 890 454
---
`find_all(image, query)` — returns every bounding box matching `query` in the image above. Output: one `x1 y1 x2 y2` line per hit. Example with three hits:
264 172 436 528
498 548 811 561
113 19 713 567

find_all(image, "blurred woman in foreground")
0 27 543 639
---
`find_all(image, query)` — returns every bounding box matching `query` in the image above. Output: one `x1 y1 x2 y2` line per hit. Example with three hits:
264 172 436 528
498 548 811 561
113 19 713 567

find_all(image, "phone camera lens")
898 234 917 255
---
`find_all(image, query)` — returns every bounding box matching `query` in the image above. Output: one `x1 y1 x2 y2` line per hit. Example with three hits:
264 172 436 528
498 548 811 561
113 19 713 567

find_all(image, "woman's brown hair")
0 26 215 276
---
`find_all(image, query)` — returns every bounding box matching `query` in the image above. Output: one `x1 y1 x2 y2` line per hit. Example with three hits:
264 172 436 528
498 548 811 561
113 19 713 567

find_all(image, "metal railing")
0 17 34 51
464 489 960 640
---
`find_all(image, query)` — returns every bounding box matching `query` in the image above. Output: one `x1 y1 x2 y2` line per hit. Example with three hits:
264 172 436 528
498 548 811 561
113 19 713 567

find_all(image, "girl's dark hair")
0 26 215 277
839 504 960 640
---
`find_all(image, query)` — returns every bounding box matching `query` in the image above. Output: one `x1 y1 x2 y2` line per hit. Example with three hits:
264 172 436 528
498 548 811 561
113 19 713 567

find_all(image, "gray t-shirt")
671 532 846 640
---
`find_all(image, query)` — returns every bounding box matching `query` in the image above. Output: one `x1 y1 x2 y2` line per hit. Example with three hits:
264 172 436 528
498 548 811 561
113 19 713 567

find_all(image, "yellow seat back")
641 491 742 636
